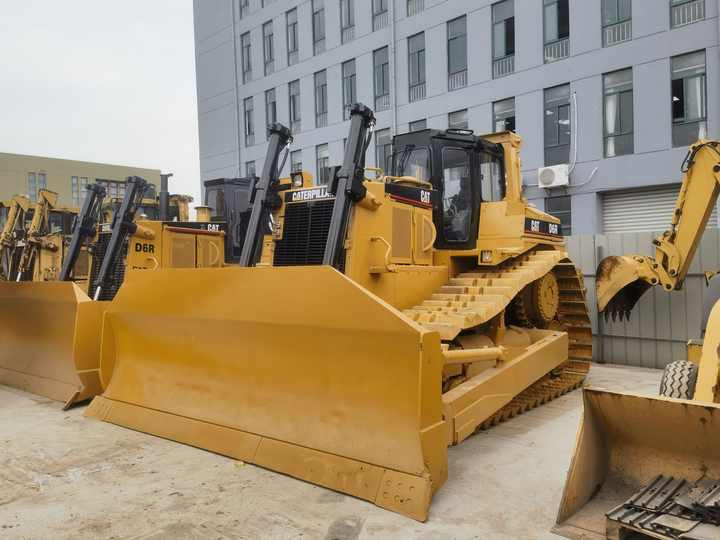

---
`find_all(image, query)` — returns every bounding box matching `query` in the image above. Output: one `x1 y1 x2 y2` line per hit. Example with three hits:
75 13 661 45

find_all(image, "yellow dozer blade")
0 281 107 407
554 388 720 539
86 266 448 521
596 255 654 320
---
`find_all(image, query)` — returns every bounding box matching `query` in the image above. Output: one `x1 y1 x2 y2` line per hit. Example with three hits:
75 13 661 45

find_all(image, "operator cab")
391 128 505 251
204 177 254 262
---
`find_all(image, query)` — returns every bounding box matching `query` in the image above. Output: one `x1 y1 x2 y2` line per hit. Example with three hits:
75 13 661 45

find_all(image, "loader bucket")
0 282 105 407
86 266 448 521
554 388 720 539
596 255 652 319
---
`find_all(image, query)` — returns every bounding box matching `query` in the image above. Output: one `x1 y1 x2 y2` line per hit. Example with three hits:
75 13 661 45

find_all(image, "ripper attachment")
59 183 107 282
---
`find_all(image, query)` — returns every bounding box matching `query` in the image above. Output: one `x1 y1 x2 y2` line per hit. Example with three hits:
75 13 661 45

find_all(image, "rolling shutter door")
603 185 718 233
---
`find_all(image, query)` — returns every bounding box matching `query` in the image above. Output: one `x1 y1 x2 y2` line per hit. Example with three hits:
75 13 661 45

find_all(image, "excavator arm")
0 195 31 279
15 189 59 281
598 140 720 320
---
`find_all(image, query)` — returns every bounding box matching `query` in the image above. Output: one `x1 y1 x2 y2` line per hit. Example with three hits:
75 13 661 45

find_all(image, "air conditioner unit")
537 164 569 189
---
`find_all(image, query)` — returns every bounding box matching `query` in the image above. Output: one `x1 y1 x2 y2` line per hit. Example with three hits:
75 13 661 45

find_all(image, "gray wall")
566 230 720 369
194 0 720 233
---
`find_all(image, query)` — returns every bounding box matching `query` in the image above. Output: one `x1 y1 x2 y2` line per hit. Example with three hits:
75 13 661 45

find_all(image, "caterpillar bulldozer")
555 140 720 539
0 177 227 407
86 104 592 521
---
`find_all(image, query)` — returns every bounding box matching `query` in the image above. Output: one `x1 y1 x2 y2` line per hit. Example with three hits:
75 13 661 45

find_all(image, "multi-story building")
193 0 719 234
0 152 161 208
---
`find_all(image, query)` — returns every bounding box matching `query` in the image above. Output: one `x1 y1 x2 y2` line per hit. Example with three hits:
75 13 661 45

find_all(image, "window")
671 0 705 28
246 161 256 178
492 0 515 78
544 84 571 166
265 89 277 139
546 196 571 235
244 96 255 147
602 0 631 46
239 0 249 18
342 59 357 121
373 47 390 111
314 70 328 128
316 144 330 185
373 0 388 31
262 21 274 76
407 0 425 17
286 8 299 66
289 79 301 133
603 69 634 157
408 32 426 102
241 31 252 83
480 152 505 202
291 150 303 173
71 176 90 207
27 172 47 202
340 0 355 43
671 50 707 147
312 0 326 55
543 0 569 63
448 109 469 130
95 179 127 200
448 16 468 90
395 146 430 181
409 119 427 132
442 147 473 243
493 98 516 132
375 129 393 173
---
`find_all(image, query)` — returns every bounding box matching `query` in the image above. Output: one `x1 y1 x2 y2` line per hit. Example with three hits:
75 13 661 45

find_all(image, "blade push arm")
59 183 107 281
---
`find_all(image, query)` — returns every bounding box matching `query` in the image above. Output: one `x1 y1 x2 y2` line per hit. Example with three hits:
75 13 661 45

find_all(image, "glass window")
544 84 571 166
602 0 631 25
492 0 515 59
544 0 569 43
493 98 516 132
340 0 355 43
373 47 390 111
241 32 252 83
408 32 426 101
314 70 327 128
312 0 326 55
27 172 37 202
448 109 468 130
671 50 707 147
373 0 388 30
239 0 249 17
286 8 299 65
246 161 256 177
442 147 473 243
244 96 254 146
262 21 274 76
671 0 705 28
447 16 468 75
480 153 505 202
546 196 571 235
603 68 634 157
316 143 330 185
409 119 427 132
265 89 276 140
289 79 301 132
375 128 392 173
291 150 302 173
342 59 356 121
395 147 430 182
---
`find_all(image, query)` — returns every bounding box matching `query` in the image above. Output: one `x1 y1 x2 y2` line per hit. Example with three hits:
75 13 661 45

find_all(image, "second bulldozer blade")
86 265 448 521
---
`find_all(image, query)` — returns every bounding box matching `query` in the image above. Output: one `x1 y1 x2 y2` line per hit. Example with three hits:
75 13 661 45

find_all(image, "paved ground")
0 364 662 540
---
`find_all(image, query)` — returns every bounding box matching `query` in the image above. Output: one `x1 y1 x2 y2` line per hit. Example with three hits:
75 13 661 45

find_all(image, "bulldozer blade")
0 282 106 407
596 255 652 320
554 388 720 539
86 266 448 521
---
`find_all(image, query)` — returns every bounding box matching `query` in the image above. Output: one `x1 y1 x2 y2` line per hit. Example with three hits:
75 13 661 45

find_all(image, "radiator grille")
88 233 128 300
274 200 335 267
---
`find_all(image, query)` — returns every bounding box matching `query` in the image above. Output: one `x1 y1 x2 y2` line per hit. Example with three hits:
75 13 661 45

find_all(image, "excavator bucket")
554 388 720 539
86 265 448 521
596 255 652 320
0 281 105 407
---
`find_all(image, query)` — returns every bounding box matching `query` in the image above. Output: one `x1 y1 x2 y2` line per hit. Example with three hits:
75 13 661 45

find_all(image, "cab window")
48 213 64 234
395 147 430 183
480 152 505 202
442 147 473 243
207 188 226 220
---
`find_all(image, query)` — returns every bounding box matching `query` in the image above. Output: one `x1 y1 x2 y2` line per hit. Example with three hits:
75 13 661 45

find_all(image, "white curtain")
605 94 618 157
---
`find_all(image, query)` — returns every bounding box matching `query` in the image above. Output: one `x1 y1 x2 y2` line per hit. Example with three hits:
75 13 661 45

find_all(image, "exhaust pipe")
159 173 173 221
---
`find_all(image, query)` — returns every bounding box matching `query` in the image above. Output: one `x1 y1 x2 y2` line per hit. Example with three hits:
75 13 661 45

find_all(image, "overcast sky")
0 0 200 203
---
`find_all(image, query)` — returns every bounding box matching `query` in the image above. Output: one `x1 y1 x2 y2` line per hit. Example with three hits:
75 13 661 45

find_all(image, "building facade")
193 0 719 234
0 153 162 208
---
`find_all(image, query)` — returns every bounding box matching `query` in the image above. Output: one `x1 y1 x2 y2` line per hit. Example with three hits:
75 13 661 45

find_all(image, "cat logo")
134 242 155 253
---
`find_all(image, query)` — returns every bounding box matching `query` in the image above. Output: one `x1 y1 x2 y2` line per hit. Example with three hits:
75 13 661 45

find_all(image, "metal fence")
565 229 720 369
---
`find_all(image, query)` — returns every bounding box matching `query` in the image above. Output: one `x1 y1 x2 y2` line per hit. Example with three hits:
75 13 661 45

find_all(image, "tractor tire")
659 360 698 400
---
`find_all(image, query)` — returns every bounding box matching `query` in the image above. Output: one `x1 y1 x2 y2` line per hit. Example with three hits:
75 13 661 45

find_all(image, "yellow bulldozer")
555 140 720 539
0 177 227 407
84 105 593 521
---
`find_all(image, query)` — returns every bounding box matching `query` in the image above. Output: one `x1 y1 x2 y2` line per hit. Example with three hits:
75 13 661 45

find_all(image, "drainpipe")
389 0 398 137
230 0 243 177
